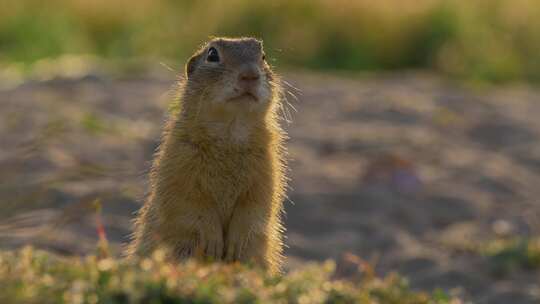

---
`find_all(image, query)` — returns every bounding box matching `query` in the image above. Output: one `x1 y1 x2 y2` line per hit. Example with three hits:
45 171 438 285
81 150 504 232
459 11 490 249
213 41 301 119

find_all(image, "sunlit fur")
126 37 288 274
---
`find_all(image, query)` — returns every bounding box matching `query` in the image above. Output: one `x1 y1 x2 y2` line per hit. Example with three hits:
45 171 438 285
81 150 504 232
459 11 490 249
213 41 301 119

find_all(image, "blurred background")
1 0 539 303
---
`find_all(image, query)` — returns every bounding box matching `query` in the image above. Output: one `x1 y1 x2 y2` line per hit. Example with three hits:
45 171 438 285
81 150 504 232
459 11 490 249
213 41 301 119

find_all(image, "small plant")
480 237 540 276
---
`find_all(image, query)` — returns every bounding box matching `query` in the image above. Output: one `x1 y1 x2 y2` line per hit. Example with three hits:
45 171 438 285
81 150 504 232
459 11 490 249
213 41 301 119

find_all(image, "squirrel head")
182 37 279 118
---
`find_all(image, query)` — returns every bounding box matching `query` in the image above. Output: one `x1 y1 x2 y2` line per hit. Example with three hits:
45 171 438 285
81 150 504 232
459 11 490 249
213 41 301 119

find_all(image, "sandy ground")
1 70 539 303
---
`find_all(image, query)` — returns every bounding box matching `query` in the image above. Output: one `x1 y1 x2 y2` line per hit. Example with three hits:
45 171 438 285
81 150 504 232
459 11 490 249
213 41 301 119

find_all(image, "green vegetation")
0 247 459 304
1 0 540 82
480 237 540 276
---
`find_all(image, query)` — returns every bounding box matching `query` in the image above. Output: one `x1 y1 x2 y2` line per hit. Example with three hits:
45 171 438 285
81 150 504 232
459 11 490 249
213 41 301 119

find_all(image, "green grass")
480 237 540 276
1 0 540 83
0 247 460 304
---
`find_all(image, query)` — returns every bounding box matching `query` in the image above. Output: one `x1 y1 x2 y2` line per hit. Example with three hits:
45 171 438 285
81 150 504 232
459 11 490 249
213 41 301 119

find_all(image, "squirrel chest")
170 137 269 224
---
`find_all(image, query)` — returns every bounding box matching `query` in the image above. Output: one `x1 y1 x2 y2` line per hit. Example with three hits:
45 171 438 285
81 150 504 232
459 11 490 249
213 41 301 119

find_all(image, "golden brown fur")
126 37 288 273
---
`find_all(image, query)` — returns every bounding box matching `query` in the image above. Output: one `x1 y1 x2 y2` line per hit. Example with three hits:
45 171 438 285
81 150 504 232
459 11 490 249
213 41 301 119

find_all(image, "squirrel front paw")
196 230 224 260
224 234 246 262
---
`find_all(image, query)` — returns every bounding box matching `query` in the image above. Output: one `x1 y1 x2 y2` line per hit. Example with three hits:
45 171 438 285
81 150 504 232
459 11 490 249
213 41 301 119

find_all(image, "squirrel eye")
262 53 266 61
207 47 220 62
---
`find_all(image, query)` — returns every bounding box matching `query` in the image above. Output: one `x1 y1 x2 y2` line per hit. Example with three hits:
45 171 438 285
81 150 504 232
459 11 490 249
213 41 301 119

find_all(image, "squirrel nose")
238 66 260 83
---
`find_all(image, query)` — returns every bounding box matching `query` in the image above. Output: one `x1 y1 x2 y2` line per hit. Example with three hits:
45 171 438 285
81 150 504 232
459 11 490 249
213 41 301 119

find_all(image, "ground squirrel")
126 37 288 273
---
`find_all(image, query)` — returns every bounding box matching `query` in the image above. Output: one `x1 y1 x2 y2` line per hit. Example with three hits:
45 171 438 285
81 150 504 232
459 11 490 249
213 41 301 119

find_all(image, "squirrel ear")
185 53 201 78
